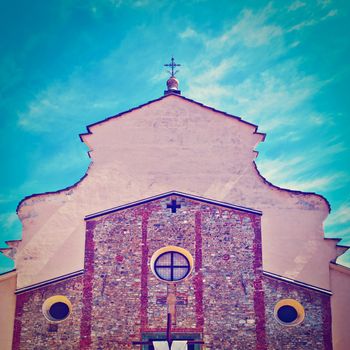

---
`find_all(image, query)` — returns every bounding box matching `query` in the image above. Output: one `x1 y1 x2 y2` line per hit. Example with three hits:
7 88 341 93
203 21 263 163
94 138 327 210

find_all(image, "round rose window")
150 246 194 283
154 251 190 281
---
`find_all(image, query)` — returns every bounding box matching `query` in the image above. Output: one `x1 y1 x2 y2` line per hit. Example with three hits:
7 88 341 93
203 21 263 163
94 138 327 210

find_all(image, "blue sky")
0 0 349 273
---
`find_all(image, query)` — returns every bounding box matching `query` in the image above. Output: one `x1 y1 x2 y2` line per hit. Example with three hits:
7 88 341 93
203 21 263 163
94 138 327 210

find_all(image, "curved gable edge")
253 161 349 259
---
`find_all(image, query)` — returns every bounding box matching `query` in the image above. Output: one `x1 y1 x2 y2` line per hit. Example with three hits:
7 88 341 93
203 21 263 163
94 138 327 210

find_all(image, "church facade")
0 72 349 349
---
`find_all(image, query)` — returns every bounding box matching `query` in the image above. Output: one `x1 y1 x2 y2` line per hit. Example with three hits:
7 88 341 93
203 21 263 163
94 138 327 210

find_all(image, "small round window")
151 246 194 282
274 299 305 326
42 296 72 322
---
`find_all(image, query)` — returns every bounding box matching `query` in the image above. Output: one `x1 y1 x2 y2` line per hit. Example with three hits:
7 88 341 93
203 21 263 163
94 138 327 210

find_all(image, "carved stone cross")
167 199 181 213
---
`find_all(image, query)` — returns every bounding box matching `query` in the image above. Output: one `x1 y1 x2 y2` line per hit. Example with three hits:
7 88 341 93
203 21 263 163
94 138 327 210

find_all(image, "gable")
80 94 265 144
79 94 265 163
85 190 262 220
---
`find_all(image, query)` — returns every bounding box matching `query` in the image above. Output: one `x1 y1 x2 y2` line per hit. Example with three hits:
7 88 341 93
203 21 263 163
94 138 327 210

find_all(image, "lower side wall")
13 275 83 350
263 276 332 350
0 271 16 350
330 263 350 350
12 273 333 350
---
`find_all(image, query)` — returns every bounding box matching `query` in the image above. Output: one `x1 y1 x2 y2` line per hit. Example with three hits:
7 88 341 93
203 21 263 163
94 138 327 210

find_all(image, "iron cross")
164 57 181 77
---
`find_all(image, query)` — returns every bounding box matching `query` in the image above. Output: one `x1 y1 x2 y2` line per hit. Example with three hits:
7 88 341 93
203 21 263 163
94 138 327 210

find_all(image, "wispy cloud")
317 0 332 9
34 145 89 176
179 4 284 54
325 202 350 254
0 212 21 248
230 70 324 127
287 7 338 31
257 158 342 192
256 136 347 192
185 56 242 106
326 203 350 226
0 213 18 230
132 0 150 7
206 5 283 50
277 174 346 192
326 227 350 239
288 1 306 11
17 73 120 133
0 194 18 204
177 3 338 134
108 0 124 7
179 27 198 40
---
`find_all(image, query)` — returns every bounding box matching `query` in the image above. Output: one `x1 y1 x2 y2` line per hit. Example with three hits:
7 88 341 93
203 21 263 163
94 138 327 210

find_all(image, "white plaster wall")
15 94 337 290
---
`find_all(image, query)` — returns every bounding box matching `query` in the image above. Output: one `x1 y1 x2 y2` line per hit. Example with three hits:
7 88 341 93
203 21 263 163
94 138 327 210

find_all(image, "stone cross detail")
167 284 177 325
167 199 181 213
132 312 204 348
164 57 181 77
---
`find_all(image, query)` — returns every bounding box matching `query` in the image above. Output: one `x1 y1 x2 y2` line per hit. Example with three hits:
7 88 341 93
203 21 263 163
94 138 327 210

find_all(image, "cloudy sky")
0 0 349 273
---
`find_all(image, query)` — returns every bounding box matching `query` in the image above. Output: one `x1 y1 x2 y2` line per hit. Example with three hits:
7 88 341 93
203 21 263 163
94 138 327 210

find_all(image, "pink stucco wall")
0 271 16 350
330 263 350 350
14 94 338 291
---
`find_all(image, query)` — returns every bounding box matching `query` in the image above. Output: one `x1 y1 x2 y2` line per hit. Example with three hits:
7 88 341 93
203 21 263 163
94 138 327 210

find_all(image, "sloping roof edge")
263 271 332 295
330 261 350 275
85 190 262 220
79 93 266 142
13 268 335 295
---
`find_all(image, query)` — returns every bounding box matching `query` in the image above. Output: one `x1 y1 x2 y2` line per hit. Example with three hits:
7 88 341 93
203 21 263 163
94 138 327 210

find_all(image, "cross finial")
164 56 181 77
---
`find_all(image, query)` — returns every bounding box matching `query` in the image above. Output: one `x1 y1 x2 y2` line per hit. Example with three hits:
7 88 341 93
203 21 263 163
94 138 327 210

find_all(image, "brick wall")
13 275 83 350
263 276 332 350
13 194 332 349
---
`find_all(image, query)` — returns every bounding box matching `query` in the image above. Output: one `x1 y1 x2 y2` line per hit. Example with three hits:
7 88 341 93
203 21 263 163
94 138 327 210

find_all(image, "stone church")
0 60 350 349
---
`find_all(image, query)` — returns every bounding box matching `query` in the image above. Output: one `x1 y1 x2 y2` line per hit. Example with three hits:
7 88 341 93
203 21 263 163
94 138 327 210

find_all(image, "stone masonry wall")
263 276 332 350
13 194 332 350
12 275 83 350
201 205 263 350
81 194 263 349
80 207 143 349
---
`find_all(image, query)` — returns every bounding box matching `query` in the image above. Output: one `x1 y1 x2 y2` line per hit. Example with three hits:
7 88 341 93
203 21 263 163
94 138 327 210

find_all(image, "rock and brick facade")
12 193 332 349
13 275 84 350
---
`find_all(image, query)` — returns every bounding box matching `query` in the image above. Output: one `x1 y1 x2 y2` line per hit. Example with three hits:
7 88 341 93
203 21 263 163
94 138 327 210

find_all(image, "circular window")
274 299 305 326
42 296 72 322
150 246 194 282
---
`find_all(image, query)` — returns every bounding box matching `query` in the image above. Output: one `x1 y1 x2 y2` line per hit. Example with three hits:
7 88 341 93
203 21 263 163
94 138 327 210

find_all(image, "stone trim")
140 208 150 330
79 220 96 349
194 211 204 330
15 270 84 295
263 271 332 295
252 214 267 350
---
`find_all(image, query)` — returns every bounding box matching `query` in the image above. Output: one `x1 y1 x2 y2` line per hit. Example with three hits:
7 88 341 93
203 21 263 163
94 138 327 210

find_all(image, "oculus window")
274 299 305 326
42 295 72 322
150 246 194 283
